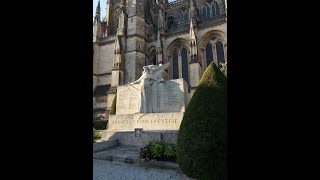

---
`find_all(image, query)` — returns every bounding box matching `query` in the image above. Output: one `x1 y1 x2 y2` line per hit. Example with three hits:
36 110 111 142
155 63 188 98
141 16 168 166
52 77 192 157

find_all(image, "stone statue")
130 63 170 113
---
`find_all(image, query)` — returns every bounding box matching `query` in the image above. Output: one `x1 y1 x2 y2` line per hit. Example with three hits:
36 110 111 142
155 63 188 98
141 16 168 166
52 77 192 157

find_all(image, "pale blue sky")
93 0 106 20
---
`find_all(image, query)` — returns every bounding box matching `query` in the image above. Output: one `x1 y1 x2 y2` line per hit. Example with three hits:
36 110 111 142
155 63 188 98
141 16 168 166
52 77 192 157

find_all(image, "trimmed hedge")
177 62 227 180
93 120 107 130
110 95 117 115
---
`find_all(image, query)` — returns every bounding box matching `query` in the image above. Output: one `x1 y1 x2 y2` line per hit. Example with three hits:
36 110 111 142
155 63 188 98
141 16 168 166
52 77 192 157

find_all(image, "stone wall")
99 44 114 74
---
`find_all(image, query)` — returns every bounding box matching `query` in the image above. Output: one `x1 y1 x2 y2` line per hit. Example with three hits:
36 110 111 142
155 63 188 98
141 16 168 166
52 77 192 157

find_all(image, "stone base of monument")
101 130 178 147
101 112 184 146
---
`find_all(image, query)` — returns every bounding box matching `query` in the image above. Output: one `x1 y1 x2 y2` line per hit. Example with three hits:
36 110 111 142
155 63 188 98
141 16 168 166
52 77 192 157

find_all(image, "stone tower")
125 0 147 84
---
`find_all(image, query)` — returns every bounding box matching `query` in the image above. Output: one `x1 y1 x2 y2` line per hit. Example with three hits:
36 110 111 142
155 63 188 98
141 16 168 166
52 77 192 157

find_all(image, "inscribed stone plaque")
108 112 184 131
116 78 187 114
116 84 140 114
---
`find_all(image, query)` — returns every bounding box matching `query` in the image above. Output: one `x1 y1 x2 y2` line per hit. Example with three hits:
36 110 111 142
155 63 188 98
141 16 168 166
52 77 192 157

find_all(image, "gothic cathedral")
93 0 227 117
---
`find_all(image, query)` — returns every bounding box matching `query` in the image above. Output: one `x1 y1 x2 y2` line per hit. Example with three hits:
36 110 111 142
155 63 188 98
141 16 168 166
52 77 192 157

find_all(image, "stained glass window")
206 43 213 66
182 48 189 82
212 2 216 17
216 41 225 69
214 1 220 16
172 49 179 79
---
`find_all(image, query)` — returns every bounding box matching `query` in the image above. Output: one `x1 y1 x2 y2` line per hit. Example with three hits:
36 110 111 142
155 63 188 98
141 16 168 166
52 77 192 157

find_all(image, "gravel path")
93 159 182 180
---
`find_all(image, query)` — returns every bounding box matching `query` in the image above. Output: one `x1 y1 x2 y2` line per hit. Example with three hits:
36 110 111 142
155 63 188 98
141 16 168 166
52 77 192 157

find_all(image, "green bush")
164 144 176 157
93 127 101 141
110 95 117 115
150 141 166 159
140 141 176 161
93 120 107 130
140 143 152 160
177 62 227 180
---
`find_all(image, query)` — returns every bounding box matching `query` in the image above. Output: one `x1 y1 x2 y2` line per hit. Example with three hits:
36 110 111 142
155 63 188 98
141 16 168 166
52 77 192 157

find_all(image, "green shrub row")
140 140 176 162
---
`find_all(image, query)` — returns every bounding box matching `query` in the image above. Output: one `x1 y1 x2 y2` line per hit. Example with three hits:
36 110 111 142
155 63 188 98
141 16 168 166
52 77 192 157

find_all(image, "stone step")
93 145 180 171
93 139 119 153
93 145 141 164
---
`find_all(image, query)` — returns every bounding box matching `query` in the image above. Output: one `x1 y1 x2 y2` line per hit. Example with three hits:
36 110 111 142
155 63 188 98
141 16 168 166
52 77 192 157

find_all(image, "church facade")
93 0 227 117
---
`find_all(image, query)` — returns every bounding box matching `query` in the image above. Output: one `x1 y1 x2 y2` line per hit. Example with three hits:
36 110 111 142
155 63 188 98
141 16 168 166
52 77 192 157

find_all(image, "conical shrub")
177 62 227 180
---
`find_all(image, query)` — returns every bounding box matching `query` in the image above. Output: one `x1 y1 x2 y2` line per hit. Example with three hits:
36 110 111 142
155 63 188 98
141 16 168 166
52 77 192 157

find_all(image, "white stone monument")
101 63 188 146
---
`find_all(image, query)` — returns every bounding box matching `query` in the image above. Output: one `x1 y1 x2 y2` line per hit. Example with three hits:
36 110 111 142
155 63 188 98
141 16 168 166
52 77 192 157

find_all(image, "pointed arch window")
206 43 213 66
178 10 185 28
152 56 156 65
202 6 206 19
185 10 189 24
202 4 210 20
211 2 216 17
150 49 156 65
182 48 189 82
216 41 225 68
180 11 184 21
205 4 210 19
214 1 220 16
172 49 179 79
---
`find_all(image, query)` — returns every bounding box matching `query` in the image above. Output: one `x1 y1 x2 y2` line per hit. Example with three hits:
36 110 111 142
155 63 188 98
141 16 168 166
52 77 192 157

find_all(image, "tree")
177 62 227 180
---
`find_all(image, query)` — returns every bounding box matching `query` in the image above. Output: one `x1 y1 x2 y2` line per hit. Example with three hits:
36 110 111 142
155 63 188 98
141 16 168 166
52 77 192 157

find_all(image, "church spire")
95 0 101 18
93 1 101 42
189 21 197 59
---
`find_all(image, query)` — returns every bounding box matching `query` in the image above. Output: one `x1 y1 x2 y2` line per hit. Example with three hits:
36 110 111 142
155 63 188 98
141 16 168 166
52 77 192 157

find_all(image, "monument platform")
93 144 180 170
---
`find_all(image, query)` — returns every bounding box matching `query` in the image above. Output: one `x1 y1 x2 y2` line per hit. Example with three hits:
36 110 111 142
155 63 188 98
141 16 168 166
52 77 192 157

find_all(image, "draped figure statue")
130 63 170 113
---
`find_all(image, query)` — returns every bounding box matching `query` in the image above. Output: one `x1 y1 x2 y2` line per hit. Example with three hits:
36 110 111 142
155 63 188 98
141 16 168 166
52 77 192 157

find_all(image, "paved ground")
93 159 182 180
